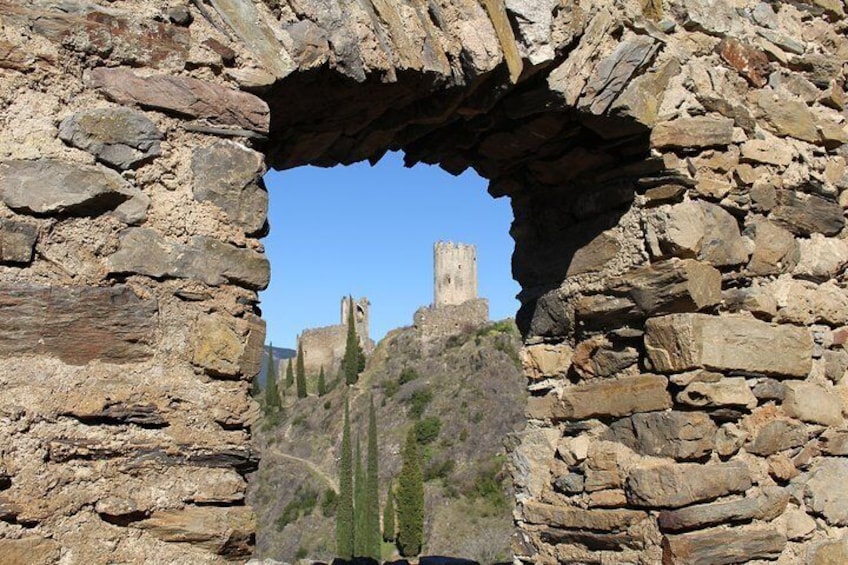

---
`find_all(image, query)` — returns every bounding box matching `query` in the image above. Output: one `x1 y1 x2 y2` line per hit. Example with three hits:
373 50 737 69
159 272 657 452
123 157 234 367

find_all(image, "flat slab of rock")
645 314 812 377
604 410 717 461
651 115 734 150
662 526 786 564
135 506 255 558
59 107 162 170
0 537 60 565
0 217 38 264
0 159 133 216
658 486 788 532
0 284 157 365
746 419 808 456
522 500 647 531
783 382 843 426
107 228 270 290
192 141 268 235
558 374 672 420
626 461 752 508
88 68 270 134
771 190 844 236
677 377 758 410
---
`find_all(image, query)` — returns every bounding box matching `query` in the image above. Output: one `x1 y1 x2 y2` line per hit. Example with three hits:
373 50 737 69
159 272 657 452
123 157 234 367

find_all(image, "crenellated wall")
0 0 846 563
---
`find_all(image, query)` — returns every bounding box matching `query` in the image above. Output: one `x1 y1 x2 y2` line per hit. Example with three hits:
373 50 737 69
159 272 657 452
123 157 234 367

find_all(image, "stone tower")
434 241 478 307
341 295 370 342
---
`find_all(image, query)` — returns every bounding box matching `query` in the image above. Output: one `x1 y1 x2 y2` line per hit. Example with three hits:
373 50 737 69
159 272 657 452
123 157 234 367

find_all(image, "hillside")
247 320 527 563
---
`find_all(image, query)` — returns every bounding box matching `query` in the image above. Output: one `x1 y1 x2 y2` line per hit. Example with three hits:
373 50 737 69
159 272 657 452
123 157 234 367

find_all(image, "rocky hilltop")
248 321 527 563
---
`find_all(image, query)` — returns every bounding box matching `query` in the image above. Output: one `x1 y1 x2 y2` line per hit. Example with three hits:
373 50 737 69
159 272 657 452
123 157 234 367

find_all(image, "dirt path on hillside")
266 447 339 493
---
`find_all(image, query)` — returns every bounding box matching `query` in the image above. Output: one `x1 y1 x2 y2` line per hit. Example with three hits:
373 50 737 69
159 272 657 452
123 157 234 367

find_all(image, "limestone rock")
604 410 717 461
558 374 672 420
744 218 799 275
0 284 157 365
88 67 270 133
58 107 162 170
808 538 848 565
804 458 848 525
740 138 793 167
135 506 255 558
521 343 574 379
0 537 60 565
783 382 843 426
821 429 848 456
754 89 819 143
0 159 134 217
625 461 752 508
0 217 37 264
662 526 786 565
192 314 244 378
107 228 270 290
646 201 750 266
610 259 721 316
746 419 808 456
677 377 758 410
771 190 845 236
650 115 735 150
645 314 812 377
658 486 788 532
794 234 848 280
192 140 268 235
784 508 816 541
511 427 559 499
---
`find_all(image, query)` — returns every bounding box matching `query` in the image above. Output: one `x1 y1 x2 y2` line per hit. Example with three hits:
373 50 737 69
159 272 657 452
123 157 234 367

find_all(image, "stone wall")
0 0 846 563
297 298 372 379
413 298 491 343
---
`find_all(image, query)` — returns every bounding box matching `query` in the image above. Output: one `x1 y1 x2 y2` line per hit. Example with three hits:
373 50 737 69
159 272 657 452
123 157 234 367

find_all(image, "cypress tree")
365 396 381 559
382 481 395 543
336 397 354 559
285 358 294 389
318 366 327 396
396 427 424 557
264 345 280 411
354 434 366 557
296 342 307 398
343 296 364 385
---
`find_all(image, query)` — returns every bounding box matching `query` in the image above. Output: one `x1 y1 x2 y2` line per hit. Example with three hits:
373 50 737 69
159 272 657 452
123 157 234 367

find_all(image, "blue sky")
260 151 520 348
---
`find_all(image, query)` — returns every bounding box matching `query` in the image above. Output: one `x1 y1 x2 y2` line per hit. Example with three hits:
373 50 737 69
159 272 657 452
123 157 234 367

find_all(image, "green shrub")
423 458 454 482
321 488 338 517
406 388 433 419
295 547 308 559
323 400 332 410
414 416 442 445
398 367 420 385
275 487 318 531
383 379 400 398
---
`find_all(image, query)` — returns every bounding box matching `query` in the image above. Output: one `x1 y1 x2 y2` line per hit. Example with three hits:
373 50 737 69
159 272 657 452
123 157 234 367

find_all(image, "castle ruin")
0 0 847 563
415 241 489 341
296 296 373 379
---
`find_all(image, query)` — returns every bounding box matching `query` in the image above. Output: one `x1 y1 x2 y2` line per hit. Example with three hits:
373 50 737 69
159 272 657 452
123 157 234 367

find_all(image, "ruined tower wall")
434 241 479 307
0 0 846 564
297 296 371 378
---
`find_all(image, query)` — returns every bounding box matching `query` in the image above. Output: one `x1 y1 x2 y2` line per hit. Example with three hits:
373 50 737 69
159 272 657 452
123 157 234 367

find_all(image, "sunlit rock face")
0 0 847 563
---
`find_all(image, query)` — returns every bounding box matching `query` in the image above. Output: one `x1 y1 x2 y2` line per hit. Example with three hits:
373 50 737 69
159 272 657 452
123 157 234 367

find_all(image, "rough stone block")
192 140 268 235
0 217 38 264
662 526 786 565
559 374 672 420
192 315 245 379
808 537 848 565
0 284 157 365
59 107 162 170
521 342 573 379
107 228 270 290
610 258 721 316
746 419 808 456
677 377 758 410
0 537 60 565
645 314 812 377
625 461 752 508
804 458 848 526
135 506 255 558
650 115 734 150
771 190 844 236
783 382 843 426
603 410 717 461
658 486 788 532
744 218 799 275
88 68 270 133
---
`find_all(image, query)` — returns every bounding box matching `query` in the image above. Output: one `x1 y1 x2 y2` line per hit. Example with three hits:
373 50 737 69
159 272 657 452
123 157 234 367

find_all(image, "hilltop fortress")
296 242 487 377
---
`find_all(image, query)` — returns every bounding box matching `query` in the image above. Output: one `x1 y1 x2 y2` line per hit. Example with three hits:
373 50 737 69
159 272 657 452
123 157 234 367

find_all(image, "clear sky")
259 151 520 349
